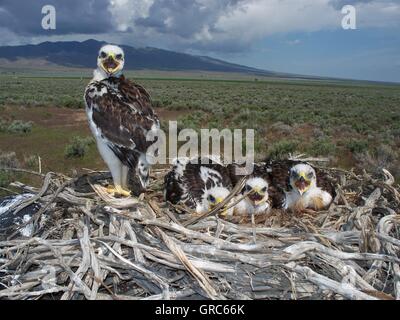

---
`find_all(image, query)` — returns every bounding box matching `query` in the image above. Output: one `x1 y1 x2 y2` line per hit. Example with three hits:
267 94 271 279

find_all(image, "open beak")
101 54 120 74
248 189 265 206
295 173 311 195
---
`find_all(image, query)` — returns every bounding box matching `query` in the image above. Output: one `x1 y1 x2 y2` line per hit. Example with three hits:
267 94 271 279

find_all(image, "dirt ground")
0 105 187 185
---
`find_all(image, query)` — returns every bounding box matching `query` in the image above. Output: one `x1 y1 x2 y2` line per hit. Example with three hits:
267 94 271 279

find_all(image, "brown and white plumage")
264 159 336 211
228 163 271 216
84 44 159 197
234 177 270 215
164 156 236 216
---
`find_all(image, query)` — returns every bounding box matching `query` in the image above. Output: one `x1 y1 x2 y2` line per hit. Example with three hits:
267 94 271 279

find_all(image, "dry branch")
0 166 399 300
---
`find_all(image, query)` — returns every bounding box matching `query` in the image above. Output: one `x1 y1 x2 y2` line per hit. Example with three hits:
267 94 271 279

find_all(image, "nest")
0 165 399 300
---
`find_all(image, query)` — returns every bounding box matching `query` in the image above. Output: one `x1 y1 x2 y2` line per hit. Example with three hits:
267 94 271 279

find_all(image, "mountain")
0 39 279 76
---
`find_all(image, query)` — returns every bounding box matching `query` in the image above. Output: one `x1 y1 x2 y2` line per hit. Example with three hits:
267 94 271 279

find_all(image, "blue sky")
0 0 399 82
226 28 400 82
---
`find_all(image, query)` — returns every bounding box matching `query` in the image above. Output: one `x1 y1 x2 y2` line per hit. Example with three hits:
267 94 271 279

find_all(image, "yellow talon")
106 185 131 197
115 185 131 197
106 185 117 195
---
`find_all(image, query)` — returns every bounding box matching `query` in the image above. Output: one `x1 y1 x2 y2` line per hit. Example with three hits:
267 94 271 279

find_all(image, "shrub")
24 155 39 170
267 140 299 159
60 97 83 109
375 144 398 165
0 171 12 187
0 119 8 132
345 139 369 154
312 127 325 139
0 151 19 187
6 120 33 134
309 138 336 156
65 136 94 158
270 122 293 134
353 122 370 134
179 112 206 130
0 150 19 168
151 100 163 108
354 145 399 179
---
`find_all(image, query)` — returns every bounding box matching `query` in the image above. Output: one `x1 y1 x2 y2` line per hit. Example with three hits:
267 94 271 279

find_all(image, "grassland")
0 72 400 189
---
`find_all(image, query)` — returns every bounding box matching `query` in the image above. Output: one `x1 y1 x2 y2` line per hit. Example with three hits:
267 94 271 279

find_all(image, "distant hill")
0 39 281 76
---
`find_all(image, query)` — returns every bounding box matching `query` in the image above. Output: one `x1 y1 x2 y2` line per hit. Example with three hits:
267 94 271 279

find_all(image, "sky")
0 0 399 82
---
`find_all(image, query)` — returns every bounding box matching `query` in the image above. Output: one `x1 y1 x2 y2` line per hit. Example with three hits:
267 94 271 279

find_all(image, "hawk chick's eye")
245 185 252 192
116 54 123 60
261 186 267 192
208 195 216 203
307 172 314 179
99 51 107 59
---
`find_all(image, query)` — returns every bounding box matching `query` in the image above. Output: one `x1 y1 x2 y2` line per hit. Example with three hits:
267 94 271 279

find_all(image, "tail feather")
127 168 146 197
127 154 150 196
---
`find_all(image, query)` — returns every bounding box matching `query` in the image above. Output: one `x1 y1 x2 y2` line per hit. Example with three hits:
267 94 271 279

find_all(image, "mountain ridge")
0 39 280 76
2 40 398 85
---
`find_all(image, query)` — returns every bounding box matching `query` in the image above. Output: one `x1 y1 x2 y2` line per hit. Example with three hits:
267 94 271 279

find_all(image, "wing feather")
164 157 233 208
85 76 159 168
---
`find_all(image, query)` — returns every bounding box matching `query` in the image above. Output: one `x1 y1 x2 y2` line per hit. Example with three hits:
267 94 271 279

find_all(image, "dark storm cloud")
0 0 398 54
136 0 242 38
0 0 244 39
0 0 113 35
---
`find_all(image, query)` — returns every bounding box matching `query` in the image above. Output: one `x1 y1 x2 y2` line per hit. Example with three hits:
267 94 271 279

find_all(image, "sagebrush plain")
1 71 399 190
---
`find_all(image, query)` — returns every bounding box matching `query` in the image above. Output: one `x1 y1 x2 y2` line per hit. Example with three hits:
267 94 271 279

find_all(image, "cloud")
0 0 399 52
213 1 339 39
0 0 113 36
107 0 400 53
135 0 241 36
106 0 343 52
286 39 302 46
355 1 400 28
109 0 155 31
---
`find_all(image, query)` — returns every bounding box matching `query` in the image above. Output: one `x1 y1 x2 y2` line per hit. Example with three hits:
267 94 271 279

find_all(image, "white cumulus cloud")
108 0 154 31
106 0 400 52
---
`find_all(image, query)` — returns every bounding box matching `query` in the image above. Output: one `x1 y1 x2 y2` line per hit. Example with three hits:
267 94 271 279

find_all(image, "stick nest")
0 165 399 300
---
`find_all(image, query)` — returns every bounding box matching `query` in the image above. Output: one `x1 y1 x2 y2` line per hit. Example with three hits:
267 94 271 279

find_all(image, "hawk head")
289 163 317 195
203 186 235 217
242 177 269 206
97 44 125 76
